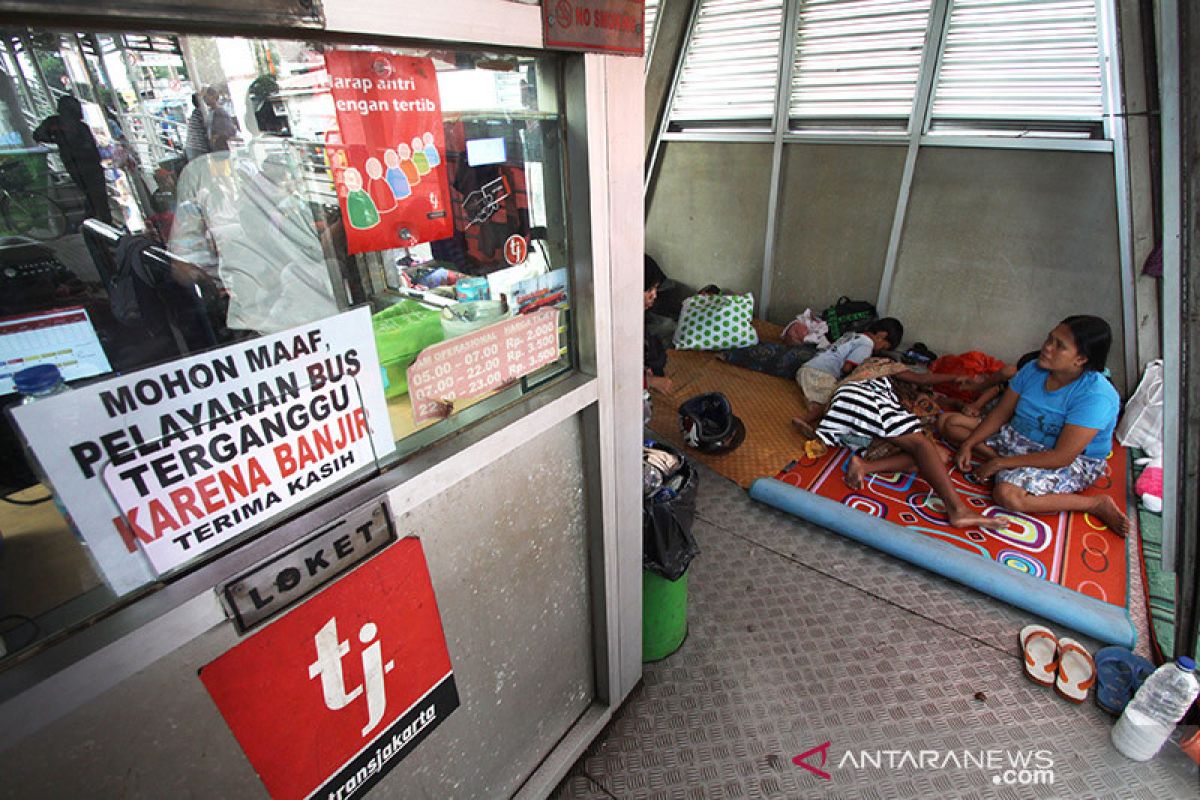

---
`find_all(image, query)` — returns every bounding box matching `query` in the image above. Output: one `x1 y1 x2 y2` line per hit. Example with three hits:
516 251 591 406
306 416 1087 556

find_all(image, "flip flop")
1055 637 1096 704
1019 624 1059 688
1094 646 1156 715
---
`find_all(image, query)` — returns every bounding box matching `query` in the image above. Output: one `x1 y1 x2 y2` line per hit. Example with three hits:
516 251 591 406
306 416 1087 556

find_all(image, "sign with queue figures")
9 308 396 589
543 0 646 55
201 535 459 800
325 50 454 254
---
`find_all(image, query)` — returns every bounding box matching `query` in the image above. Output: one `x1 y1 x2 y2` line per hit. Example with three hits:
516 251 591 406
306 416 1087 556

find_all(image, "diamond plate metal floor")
552 464 1198 799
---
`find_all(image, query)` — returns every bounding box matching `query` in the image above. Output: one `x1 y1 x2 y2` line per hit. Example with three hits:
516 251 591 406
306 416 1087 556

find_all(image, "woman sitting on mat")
796 374 993 529
943 315 1128 537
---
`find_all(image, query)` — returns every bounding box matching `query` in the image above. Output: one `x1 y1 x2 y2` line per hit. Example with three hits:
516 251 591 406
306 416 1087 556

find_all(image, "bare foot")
1090 495 1130 538
946 506 993 529
791 416 817 439
845 455 866 490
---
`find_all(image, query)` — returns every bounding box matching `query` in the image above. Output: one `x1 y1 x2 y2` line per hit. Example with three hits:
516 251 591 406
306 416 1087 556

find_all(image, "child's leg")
993 482 1129 537
791 404 826 437
938 413 999 461
848 442 953 488
845 452 915 489
890 433 991 528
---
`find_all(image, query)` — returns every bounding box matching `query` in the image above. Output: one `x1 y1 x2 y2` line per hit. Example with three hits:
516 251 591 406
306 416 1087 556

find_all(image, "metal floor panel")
552 465 1197 800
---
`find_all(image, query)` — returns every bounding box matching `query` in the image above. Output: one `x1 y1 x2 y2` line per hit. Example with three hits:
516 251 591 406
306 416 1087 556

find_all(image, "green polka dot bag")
672 292 759 351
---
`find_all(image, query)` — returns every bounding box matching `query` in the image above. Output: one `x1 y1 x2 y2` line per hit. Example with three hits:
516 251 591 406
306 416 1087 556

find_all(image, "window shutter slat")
668 0 785 127
930 0 1103 132
789 0 934 133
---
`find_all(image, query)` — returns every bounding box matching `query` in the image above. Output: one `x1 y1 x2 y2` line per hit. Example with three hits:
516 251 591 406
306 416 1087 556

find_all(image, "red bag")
929 351 1007 402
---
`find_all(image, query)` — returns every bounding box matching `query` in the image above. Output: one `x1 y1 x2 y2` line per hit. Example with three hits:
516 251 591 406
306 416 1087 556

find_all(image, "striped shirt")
815 377 923 451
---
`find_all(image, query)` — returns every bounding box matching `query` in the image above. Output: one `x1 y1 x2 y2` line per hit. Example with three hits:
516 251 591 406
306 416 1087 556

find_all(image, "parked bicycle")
0 161 68 241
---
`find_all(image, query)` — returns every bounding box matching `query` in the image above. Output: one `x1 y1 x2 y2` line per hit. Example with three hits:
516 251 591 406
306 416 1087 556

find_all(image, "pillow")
673 293 758 351
720 342 817 378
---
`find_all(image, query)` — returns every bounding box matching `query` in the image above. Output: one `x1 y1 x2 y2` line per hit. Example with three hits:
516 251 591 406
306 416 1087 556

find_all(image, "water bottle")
12 365 81 540
1112 656 1200 761
14 364 72 404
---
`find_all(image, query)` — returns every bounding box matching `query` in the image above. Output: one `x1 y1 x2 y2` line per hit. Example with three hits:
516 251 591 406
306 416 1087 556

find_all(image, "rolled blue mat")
749 477 1136 648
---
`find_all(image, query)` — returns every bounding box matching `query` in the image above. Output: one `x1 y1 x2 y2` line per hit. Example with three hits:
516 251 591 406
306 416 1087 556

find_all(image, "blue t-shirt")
1009 361 1119 458
805 332 873 377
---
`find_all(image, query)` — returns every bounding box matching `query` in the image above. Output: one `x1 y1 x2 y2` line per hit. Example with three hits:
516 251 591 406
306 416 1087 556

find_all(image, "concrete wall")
646 141 773 299
887 147 1125 382
769 143 907 324
644 138 1127 384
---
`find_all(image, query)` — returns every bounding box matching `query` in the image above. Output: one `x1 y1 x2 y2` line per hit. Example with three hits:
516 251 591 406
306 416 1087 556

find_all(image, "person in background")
946 316 1128 537
32 95 111 224
184 93 210 162
644 255 673 395
203 85 239 152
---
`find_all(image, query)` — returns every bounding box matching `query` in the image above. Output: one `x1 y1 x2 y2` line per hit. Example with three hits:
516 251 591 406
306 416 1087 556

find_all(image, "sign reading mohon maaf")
200 537 459 800
10 307 394 586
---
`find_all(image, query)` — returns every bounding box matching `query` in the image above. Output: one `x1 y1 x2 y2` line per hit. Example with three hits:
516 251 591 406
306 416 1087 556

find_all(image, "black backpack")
822 296 878 340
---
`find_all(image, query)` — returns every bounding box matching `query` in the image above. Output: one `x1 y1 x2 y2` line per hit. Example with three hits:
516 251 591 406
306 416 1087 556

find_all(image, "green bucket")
642 568 688 662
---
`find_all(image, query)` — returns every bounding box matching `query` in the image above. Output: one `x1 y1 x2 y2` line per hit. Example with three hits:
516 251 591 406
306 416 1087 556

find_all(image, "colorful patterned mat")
773 445 1132 610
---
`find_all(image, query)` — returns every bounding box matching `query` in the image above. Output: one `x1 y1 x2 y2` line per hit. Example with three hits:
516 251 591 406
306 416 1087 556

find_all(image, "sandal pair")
1019 624 1096 704
1093 646 1156 715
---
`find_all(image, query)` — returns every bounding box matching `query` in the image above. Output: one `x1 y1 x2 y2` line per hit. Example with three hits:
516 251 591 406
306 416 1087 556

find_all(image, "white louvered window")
928 0 1104 138
789 0 934 135
667 0 785 131
645 0 661 59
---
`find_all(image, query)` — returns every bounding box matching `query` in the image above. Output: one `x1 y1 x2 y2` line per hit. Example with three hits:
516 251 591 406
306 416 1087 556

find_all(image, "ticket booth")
0 2 644 796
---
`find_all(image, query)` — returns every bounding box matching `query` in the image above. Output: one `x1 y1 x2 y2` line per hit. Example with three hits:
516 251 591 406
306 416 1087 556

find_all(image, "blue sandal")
1094 646 1155 715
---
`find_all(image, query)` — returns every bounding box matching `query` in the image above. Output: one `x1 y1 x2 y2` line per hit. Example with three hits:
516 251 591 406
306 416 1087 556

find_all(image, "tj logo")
793 741 833 780
308 617 395 736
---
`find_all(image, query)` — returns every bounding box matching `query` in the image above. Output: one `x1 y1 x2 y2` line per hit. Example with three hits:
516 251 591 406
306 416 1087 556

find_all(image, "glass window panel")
0 27 574 664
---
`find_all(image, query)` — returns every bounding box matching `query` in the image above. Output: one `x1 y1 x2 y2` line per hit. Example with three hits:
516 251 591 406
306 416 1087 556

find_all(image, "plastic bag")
1117 360 1163 459
642 443 699 580
782 308 829 348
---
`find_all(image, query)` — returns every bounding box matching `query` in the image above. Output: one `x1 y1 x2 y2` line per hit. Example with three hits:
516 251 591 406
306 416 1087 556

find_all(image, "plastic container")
643 568 688 662
371 300 444 398
14 364 71 403
1112 657 1200 761
454 276 489 302
440 300 505 339
13 365 81 541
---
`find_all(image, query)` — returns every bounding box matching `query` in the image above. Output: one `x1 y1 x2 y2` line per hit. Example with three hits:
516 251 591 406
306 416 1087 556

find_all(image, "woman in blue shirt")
950 316 1128 537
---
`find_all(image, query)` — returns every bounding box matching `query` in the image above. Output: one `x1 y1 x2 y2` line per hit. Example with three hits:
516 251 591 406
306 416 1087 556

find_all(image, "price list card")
407 308 561 424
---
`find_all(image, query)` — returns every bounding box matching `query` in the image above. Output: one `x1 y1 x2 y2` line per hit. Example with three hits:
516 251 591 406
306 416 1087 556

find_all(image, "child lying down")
794 373 992 529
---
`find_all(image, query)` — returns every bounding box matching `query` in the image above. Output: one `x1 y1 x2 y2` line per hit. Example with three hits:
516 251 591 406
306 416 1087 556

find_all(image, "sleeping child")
793 318 905 426
800 374 993 529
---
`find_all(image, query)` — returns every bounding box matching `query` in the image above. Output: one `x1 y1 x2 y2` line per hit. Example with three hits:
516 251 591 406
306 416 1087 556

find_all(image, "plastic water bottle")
1112 656 1200 761
14 364 72 404
12 365 81 540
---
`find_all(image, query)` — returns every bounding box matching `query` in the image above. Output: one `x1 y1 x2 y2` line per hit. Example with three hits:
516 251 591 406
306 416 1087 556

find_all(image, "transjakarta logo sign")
200 538 458 800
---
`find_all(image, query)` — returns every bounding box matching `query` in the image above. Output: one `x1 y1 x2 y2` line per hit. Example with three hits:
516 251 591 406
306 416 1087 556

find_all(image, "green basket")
372 300 444 398
642 568 688 662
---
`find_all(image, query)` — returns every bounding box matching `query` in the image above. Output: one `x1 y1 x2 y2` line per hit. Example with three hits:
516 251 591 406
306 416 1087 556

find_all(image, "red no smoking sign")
200 538 458 800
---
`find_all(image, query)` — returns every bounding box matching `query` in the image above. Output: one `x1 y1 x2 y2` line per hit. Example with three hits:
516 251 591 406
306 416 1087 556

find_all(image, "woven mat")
647 320 811 489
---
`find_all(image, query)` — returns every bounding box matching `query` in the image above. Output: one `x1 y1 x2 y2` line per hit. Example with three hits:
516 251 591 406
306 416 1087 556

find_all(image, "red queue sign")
543 0 646 56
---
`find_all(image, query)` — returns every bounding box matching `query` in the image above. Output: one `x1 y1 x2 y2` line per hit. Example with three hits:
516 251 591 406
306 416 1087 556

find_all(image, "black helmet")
678 392 745 453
